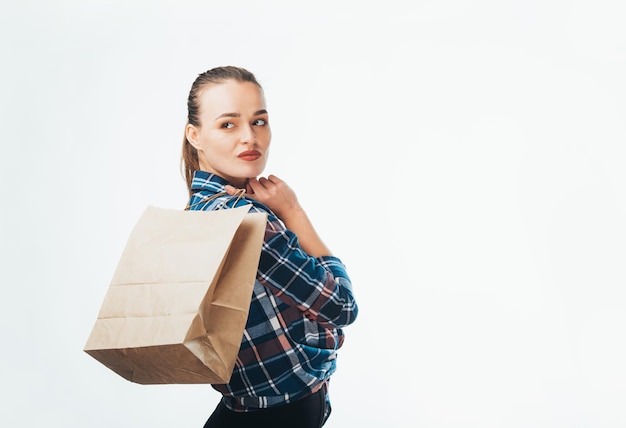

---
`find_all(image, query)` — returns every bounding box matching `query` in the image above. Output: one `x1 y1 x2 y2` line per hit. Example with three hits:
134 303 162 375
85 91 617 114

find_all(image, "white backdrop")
2 1 625 427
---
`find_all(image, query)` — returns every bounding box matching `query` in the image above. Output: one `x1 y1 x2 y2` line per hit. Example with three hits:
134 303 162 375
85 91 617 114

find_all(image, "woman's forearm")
279 206 332 258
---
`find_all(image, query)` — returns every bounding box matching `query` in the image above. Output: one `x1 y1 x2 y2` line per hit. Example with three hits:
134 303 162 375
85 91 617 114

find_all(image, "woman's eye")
221 122 235 129
253 119 267 126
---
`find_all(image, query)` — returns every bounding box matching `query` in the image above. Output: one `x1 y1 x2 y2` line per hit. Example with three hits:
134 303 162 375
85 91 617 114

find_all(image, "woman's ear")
186 124 201 150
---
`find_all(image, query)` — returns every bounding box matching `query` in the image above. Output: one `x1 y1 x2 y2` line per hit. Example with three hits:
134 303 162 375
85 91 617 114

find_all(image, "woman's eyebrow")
214 112 240 120
214 109 268 120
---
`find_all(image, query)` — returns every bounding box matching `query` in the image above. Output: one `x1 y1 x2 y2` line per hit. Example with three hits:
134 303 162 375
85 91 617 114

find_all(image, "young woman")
181 66 358 428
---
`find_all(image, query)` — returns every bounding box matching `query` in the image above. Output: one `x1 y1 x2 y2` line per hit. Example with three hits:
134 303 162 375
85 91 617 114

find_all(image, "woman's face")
187 80 271 188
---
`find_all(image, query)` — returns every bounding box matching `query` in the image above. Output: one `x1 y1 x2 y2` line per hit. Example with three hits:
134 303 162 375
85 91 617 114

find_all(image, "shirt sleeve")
246 201 358 329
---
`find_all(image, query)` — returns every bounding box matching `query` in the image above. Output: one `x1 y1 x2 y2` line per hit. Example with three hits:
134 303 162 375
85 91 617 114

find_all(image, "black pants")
203 388 328 428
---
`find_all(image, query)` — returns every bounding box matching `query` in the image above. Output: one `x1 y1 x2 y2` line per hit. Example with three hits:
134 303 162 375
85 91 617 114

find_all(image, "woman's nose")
240 124 257 143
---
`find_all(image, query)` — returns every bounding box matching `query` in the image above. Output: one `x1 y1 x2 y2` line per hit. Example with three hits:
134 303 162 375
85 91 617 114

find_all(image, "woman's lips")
238 150 261 161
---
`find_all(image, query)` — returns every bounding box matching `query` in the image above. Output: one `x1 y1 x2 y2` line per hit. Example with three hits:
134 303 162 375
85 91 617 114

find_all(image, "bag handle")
184 188 246 211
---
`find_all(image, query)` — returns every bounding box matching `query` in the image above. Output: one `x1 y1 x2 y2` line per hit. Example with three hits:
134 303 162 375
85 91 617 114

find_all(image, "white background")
1 0 625 427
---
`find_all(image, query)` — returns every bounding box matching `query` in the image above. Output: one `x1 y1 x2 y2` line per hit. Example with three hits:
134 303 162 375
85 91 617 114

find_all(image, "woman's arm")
226 175 357 328
226 175 332 257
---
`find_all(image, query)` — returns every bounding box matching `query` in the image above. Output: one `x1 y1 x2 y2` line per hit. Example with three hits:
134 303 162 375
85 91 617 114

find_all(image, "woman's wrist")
281 208 332 257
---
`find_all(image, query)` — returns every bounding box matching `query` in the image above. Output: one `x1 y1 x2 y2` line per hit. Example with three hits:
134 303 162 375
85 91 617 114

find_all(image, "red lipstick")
238 150 261 161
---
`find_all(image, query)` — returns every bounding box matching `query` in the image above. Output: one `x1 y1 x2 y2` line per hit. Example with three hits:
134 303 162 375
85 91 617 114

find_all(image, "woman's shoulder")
236 197 278 219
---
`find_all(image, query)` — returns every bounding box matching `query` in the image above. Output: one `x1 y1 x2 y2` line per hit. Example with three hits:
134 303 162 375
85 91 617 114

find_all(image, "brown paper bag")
84 204 267 385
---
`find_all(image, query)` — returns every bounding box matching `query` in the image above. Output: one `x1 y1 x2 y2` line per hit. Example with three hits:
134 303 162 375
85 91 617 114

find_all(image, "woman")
181 66 358 428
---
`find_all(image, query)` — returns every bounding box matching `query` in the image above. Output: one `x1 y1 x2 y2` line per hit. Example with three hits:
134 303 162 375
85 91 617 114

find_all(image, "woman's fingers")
250 176 279 193
232 177 290 210
224 184 238 195
247 178 263 193
246 178 272 202
267 174 283 184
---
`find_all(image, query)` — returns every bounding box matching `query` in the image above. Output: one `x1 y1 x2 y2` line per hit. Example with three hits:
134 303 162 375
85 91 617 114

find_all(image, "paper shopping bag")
84 204 267 385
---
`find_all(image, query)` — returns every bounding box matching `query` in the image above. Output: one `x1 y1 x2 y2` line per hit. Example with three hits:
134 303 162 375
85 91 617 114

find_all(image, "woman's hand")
225 175 332 257
233 175 301 220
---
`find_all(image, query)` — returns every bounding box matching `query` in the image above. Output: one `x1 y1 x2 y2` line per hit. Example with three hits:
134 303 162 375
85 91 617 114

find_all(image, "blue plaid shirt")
187 171 358 413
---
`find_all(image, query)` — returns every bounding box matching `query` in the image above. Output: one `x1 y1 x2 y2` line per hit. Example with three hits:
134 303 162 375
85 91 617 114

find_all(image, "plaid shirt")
188 171 358 413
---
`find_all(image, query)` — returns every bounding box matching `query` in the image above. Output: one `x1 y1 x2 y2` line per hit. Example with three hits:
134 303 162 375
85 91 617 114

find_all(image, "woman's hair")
181 66 262 194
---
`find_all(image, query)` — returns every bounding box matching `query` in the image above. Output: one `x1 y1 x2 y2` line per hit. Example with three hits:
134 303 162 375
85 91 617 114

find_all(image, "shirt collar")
190 170 230 193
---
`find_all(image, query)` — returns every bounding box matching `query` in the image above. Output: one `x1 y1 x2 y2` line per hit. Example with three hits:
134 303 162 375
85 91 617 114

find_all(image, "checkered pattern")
188 171 358 413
